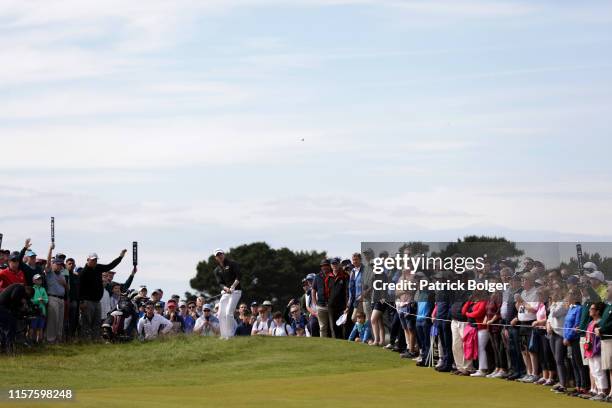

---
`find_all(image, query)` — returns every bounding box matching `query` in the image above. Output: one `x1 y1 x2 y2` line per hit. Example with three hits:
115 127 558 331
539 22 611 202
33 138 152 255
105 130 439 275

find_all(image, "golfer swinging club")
213 248 241 339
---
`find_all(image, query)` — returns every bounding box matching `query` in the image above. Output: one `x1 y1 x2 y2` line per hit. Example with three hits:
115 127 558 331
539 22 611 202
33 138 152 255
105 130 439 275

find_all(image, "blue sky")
1 0 612 297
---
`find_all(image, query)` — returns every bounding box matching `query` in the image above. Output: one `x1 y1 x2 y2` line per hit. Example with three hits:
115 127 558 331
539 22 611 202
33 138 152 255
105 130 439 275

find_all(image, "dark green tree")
433 235 523 263
189 242 326 310
398 242 430 256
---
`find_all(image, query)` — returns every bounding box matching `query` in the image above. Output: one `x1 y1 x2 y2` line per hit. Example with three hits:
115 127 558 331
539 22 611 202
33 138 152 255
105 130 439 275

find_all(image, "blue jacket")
416 290 433 323
348 265 364 308
564 303 582 341
348 321 372 342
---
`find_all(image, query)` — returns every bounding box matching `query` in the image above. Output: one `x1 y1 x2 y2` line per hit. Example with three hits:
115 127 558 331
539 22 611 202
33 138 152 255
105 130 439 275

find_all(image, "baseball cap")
250 301 258 307
8 251 20 261
25 250 37 257
330 257 341 265
32 274 42 281
214 248 224 256
51 257 64 265
151 289 160 295
583 261 598 271
587 270 606 283
203 303 212 311
262 300 273 307
306 273 316 281
166 299 177 307
178 301 187 308
320 259 331 266
87 253 99 260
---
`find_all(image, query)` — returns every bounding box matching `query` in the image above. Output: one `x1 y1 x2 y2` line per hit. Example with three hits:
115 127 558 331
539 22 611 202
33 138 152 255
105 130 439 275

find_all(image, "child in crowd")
348 311 371 343
235 310 253 336
269 311 294 336
30 274 48 344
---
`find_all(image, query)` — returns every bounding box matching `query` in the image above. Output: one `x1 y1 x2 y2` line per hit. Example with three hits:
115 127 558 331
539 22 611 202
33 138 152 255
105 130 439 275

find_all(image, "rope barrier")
382 300 602 336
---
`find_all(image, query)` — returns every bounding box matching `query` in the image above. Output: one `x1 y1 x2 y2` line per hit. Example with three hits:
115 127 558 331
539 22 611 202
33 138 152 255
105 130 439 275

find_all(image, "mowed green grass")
0 336 595 408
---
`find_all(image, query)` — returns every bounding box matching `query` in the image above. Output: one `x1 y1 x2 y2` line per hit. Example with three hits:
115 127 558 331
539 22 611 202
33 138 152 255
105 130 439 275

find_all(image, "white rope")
382 300 603 337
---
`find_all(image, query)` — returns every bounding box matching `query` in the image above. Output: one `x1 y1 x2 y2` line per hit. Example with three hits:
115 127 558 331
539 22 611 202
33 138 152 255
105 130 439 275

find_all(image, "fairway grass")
0 336 596 407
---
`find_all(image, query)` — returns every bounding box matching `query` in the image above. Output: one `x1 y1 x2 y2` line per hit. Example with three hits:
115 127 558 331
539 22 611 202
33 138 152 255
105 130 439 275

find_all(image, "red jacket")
0 268 25 291
462 300 487 330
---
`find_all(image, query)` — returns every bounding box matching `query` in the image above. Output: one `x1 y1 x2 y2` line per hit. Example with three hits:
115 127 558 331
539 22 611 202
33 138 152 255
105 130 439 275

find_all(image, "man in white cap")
193 303 220 336
212 249 241 339
79 248 127 340
586 268 607 301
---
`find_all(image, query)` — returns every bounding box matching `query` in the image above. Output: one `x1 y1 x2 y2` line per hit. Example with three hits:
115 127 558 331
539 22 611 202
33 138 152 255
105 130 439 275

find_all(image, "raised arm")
18 238 32 271
99 249 127 272
120 266 136 291
45 243 55 273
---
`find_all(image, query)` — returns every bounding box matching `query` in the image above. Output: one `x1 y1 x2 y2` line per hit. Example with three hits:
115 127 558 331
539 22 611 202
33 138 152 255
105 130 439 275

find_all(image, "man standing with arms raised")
79 249 127 340
213 248 241 339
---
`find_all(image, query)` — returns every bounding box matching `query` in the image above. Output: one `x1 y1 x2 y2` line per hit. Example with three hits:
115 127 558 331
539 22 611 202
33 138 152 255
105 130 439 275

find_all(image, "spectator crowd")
1 239 612 402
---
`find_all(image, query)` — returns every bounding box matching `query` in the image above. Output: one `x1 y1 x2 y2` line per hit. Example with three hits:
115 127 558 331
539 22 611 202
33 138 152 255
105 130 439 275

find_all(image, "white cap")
87 252 99 260
583 261 598 271
587 270 606 283
213 248 224 256
32 274 42 281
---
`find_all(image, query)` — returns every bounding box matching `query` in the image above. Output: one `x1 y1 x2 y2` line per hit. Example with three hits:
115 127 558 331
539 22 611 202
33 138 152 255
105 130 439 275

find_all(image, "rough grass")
0 336 596 407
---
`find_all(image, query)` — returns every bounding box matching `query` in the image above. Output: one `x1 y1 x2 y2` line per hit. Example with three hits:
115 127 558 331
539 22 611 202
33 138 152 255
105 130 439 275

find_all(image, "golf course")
0 336 597 408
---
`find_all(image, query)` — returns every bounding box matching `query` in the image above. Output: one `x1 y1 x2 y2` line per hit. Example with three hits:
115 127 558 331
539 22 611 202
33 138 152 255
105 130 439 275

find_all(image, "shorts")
398 305 415 331
518 321 534 351
31 316 46 330
372 301 388 313
601 339 612 370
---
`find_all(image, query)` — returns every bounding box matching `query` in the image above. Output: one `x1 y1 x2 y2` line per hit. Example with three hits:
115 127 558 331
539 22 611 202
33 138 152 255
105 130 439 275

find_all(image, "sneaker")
553 386 567 394
497 371 509 379
486 370 498 378
535 377 547 385
551 383 563 391
525 375 539 384
506 373 522 381
543 379 555 386
517 375 532 382
383 344 394 350
470 370 487 377
590 393 606 401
